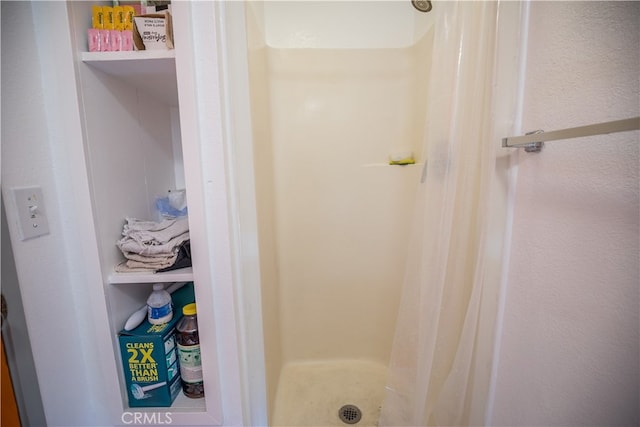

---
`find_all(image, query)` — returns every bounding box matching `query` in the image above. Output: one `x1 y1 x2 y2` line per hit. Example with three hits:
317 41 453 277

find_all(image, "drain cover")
338 404 362 424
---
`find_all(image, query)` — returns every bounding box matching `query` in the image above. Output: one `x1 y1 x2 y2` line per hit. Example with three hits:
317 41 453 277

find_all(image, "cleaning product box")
118 282 195 407
132 11 174 50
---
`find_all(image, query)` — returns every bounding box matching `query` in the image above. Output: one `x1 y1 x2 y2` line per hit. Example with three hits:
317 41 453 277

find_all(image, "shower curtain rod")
502 116 640 152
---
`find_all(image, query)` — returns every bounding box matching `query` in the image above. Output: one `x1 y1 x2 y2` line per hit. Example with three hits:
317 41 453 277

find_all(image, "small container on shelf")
147 283 173 325
176 303 204 398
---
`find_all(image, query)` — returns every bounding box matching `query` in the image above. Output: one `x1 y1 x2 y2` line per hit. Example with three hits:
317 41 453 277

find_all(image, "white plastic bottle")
147 283 173 325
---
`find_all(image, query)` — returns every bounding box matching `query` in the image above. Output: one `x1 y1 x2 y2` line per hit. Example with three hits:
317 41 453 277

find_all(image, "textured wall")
491 2 639 425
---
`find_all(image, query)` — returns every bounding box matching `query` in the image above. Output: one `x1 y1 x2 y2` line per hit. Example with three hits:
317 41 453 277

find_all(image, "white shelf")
167 392 207 412
81 49 175 62
81 50 178 106
109 266 193 284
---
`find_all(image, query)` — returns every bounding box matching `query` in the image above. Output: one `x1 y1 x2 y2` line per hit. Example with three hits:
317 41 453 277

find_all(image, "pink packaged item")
88 29 101 52
100 29 111 51
109 30 122 52
121 30 134 51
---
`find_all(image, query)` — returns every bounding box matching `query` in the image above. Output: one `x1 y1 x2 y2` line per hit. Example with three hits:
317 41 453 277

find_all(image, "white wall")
1 2 115 425
492 2 639 425
1 199 47 427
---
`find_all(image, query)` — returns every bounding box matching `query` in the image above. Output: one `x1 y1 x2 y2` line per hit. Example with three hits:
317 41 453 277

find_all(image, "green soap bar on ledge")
389 157 416 165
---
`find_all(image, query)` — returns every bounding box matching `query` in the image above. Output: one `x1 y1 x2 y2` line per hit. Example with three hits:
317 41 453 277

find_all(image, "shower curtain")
379 2 525 426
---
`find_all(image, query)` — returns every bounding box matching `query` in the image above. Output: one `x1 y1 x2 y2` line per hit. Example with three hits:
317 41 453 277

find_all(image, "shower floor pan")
272 359 387 426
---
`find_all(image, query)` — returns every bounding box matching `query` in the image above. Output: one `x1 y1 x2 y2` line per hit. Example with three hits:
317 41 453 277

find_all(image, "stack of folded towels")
115 217 190 272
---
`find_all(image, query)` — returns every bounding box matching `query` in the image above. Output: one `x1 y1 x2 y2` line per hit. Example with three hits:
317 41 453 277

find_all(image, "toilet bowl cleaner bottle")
147 283 173 325
176 303 204 398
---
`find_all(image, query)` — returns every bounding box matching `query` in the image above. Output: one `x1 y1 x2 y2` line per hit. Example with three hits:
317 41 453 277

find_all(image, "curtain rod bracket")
523 130 544 153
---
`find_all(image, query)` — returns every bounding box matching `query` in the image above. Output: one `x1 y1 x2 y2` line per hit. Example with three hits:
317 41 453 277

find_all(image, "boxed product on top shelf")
116 1 172 15
118 281 195 407
132 10 174 51
87 2 173 52
88 4 135 51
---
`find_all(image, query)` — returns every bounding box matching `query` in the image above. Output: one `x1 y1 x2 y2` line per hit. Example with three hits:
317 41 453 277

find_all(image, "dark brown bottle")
175 303 204 398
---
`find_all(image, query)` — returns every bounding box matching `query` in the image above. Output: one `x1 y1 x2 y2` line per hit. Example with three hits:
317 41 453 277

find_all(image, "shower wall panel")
267 46 426 363
246 2 282 418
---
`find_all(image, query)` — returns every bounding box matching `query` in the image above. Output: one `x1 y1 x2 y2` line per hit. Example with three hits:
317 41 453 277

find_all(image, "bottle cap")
183 303 197 316
153 283 164 291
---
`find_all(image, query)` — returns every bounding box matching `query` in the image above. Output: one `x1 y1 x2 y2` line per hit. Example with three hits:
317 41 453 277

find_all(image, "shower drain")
338 404 362 424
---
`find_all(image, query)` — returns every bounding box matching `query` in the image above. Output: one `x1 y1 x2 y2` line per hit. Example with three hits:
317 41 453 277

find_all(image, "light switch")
12 186 50 240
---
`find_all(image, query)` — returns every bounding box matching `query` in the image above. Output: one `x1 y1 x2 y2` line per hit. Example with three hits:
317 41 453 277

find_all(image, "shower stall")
241 2 434 425
219 1 524 425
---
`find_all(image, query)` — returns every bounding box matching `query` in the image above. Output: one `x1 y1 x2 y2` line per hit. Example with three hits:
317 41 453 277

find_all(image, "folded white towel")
114 249 180 272
123 217 177 233
114 259 175 272
122 251 178 264
122 217 189 246
115 217 190 272
118 230 189 256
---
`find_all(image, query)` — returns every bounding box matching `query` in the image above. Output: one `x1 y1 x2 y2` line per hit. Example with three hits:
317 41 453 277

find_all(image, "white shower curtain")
379 2 525 426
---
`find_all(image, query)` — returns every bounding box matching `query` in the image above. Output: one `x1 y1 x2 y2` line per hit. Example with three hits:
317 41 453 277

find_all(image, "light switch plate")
12 186 50 240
